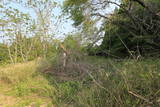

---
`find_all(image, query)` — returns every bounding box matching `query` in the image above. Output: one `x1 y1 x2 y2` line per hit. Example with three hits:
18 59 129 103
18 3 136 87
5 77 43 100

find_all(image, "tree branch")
132 0 160 17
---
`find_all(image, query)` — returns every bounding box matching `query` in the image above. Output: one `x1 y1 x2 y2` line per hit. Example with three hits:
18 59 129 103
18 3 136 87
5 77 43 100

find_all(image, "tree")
0 0 58 63
23 0 57 58
0 43 9 63
98 0 160 58
0 5 35 63
63 0 160 58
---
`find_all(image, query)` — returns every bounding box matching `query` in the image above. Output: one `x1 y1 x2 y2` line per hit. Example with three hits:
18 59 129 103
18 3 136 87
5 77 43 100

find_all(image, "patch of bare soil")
0 94 18 107
26 103 54 107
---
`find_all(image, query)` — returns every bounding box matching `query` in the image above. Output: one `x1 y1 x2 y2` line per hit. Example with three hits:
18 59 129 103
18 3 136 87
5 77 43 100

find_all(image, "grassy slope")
0 61 55 107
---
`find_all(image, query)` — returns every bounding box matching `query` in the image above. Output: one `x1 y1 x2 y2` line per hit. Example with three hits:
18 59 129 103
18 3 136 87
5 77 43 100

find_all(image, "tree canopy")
63 0 160 58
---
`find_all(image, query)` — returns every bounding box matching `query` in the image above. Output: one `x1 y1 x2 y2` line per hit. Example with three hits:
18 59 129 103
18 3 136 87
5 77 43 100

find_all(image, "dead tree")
60 44 69 68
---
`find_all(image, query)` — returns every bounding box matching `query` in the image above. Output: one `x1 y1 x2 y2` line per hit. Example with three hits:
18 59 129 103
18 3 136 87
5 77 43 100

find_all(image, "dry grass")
0 57 160 107
49 57 160 107
0 61 55 107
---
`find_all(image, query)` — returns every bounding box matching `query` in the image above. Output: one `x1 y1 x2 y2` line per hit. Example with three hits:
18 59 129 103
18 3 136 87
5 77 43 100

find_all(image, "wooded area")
0 0 160 107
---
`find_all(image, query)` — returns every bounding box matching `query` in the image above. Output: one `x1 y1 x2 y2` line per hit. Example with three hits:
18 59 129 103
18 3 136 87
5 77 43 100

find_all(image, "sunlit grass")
0 58 160 107
0 61 55 107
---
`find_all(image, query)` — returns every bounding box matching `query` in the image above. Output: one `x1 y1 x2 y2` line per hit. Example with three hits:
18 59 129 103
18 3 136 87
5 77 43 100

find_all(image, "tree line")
0 0 160 64
63 0 160 58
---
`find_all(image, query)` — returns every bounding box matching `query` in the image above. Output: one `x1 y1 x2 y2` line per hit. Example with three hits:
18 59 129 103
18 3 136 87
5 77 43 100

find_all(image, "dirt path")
0 94 18 107
0 94 54 107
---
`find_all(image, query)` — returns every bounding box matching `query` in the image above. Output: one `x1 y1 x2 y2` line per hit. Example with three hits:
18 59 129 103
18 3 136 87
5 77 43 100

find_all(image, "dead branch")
128 90 153 104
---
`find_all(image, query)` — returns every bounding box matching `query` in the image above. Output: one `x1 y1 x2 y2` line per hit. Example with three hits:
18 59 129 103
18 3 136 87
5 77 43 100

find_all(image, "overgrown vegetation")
0 58 160 107
63 0 160 58
38 54 159 107
0 0 160 107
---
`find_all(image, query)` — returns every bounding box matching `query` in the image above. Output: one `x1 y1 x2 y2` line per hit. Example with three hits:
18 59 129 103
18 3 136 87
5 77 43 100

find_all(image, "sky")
0 0 75 41
7 0 75 39
0 0 118 42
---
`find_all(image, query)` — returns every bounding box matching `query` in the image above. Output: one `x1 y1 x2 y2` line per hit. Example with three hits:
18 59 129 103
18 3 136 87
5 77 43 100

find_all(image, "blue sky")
0 0 117 42
5 0 75 39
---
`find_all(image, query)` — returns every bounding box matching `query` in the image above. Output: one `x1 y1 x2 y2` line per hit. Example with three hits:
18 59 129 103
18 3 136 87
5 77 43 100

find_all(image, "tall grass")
50 58 160 107
0 57 160 107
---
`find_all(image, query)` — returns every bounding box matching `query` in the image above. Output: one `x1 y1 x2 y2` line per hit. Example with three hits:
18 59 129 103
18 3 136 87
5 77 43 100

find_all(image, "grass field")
0 61 55 107
0 58 160 107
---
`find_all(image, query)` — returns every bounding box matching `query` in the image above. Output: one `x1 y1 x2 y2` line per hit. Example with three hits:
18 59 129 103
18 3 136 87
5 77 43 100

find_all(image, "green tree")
0 1 58 63
63 0 160 58
0 43 9 63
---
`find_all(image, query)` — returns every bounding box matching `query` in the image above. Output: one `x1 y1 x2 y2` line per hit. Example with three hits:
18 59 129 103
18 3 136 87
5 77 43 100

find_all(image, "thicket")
63 0 160 58
40 57 160 107
0 0 160 106
1 0 160 64
98 0 160 58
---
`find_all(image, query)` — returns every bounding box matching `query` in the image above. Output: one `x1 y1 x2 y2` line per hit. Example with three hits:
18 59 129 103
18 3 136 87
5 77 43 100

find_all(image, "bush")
53 59 160 107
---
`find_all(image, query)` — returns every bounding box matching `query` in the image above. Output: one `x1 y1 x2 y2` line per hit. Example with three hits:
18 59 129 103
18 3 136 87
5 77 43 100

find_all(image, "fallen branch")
128 90 153 104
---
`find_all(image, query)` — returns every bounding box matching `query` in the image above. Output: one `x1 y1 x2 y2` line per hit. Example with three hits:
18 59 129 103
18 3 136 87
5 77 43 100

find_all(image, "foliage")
0 43 9 63
63 0 160 58
63 0 88 26
0 1 160 106
98 0 160 58
0 0 58 64
38 57 159 107
0 48 160 107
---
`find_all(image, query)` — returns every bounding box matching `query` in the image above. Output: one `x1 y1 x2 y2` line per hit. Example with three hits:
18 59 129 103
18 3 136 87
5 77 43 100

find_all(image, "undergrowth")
0 58 160 107
47 57 160 107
